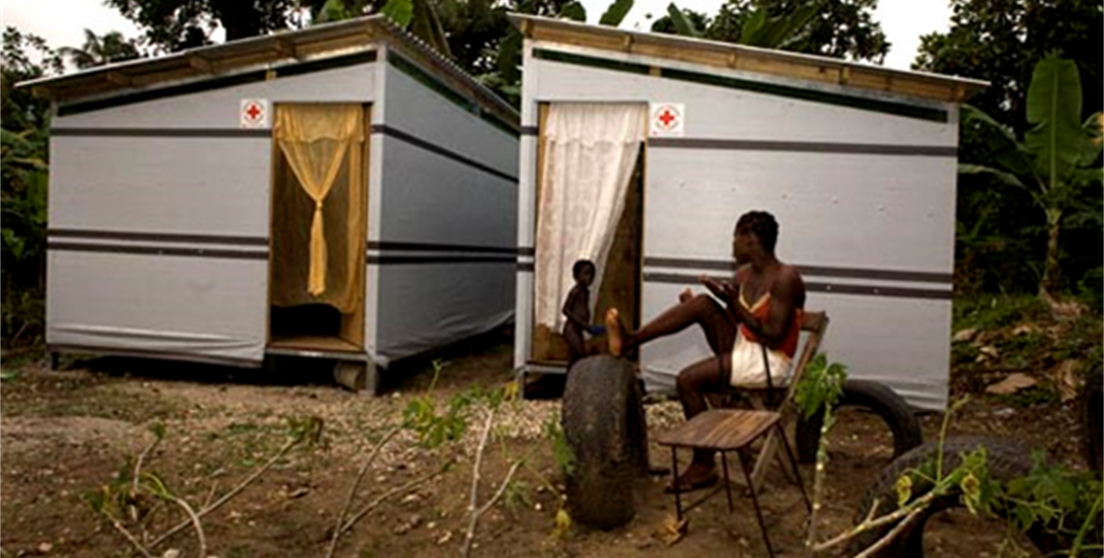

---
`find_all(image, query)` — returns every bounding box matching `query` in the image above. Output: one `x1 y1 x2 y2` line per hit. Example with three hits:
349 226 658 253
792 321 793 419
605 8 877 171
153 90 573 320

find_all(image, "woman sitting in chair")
606 210 806 493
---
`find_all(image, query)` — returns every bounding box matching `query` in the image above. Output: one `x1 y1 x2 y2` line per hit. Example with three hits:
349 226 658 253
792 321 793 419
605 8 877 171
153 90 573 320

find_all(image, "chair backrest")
777 310 829 415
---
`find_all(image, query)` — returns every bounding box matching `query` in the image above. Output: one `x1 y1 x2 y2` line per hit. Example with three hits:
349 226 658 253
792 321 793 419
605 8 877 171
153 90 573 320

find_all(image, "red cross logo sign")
658 109 677 127
240 99 269 128
650 103 685 137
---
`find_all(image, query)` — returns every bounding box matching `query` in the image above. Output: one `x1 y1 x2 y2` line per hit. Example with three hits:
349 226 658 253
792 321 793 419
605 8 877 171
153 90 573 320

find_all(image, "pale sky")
1 0 950 71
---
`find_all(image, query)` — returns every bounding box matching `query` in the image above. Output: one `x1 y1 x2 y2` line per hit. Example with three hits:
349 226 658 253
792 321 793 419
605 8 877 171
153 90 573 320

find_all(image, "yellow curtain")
274 104 365 296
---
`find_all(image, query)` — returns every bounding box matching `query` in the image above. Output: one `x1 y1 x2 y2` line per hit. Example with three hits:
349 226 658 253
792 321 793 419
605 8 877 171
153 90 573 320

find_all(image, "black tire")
561 355 648 529
1079 365 1103 474
848 436 1063 557
796 379 923 464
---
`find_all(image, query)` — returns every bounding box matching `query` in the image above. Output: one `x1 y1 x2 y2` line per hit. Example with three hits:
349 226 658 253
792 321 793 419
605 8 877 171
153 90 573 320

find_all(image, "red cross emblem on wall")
658 109 677 127
650 103 684 137
240 99 269 128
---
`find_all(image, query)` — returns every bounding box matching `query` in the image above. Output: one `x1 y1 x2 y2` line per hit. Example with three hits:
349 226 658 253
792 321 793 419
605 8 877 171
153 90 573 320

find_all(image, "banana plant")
491 0 631 101
959 53 1103 302
736 3 816 48
316 0 453 58
664 1 816 48
666 3 701 37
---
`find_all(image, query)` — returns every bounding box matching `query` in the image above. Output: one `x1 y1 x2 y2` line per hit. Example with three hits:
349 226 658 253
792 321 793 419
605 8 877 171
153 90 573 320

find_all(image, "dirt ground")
0 328 1092 558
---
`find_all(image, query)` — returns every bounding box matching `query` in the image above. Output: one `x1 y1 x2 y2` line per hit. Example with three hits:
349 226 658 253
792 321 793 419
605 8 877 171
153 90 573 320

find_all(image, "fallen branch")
168 497 207 558
463 459 525 557
812 491 935 553
340 466 450 535
461 406 538 558
326 425 403 558
145 433 303 553
132 434 162 496
109 516 154 558
850 507 924 558
461 407 497 558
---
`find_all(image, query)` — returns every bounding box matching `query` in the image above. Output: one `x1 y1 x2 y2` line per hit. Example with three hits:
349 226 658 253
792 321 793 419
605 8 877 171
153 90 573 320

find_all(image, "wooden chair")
743 310 829 493
655 311 829 558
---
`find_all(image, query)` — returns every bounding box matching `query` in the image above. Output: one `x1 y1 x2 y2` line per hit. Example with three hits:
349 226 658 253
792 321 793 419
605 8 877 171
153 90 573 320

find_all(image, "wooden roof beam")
274 38 299 59
104 71 133 87
188 53 215 73
31 85 54 101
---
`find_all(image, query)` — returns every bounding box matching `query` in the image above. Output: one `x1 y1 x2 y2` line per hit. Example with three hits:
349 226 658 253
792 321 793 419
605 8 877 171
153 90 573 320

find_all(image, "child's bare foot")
678 288 694 304
605 308 625 357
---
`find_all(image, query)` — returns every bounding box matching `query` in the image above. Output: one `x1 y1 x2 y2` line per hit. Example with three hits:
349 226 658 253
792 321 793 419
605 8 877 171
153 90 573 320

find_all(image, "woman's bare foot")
606 308 625 357
678 288 694 304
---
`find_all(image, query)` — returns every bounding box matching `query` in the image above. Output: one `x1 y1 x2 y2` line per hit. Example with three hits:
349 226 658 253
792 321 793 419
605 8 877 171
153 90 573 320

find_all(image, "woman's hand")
700 274 735 302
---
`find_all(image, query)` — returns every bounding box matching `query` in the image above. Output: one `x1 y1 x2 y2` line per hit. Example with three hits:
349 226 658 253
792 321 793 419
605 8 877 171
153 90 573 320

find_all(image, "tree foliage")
58 29 143 69
915 0 1103 136
960 55 1103 302
931 1 1104 300
653 0 889 63
1 28 61 346
103 0 338 51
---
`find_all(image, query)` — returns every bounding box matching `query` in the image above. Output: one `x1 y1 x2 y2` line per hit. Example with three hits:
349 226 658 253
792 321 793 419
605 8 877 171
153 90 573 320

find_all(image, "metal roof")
21 15 518 127
509 14 988 104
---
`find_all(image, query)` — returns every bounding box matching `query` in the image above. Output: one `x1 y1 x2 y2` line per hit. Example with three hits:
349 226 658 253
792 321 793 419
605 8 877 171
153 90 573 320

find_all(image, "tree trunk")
1039 207 1062 303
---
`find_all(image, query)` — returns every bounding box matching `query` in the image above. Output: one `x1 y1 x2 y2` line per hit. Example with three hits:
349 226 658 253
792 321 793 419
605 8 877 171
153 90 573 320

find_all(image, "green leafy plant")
544 414 575 477
959 54 1103 303
794 353 847 421
662 0 827 51
91 416 324 557
795 352 847 549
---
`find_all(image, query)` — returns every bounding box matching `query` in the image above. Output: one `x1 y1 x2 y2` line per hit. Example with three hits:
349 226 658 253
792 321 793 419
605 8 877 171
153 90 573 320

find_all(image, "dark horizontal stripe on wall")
800 265 952 284
368 241 519 255
371 124 518 183
643 272 951 300
649 137 957 157
644 257 952 284
51 127 272 138
48 229 269 246
531 47 947 123
368 255 517 265
804 281 952 300
48 242 267 260
521 126 539 136
518 262 535 272
58 51 378 117
49 343 260 368
517 247 535 256
386 51 519 138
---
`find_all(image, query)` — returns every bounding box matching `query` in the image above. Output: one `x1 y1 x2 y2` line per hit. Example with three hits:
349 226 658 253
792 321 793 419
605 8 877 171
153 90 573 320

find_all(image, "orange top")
738 289 803 359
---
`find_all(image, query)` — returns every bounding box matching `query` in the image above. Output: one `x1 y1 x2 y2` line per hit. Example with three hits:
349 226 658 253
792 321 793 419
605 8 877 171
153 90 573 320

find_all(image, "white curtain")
535 103 647 331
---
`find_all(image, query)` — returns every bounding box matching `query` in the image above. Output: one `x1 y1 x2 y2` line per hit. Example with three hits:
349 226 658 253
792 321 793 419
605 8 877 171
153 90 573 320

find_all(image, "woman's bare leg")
607 293 735 357
675 354 732 483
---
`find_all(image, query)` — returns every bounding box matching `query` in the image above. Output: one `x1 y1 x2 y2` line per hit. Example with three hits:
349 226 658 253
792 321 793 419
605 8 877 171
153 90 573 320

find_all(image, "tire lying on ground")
561 355 648 530
1079 365 1103 474
848 435 1062 557
795 379 923 464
